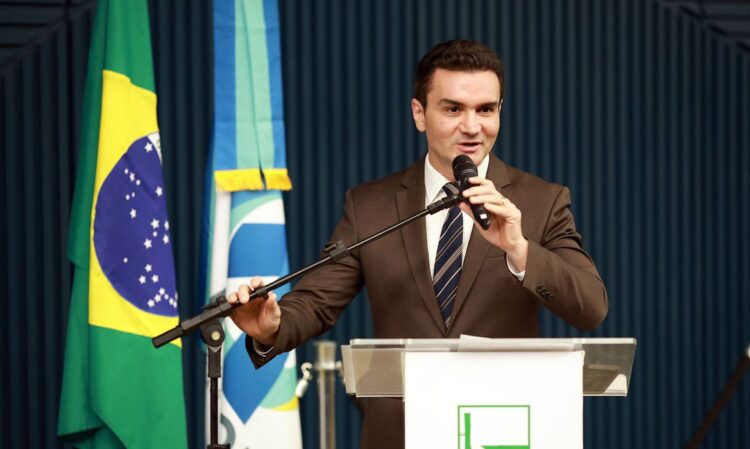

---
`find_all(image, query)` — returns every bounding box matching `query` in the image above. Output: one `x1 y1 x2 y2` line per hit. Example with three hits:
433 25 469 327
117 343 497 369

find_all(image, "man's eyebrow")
437 99 500 108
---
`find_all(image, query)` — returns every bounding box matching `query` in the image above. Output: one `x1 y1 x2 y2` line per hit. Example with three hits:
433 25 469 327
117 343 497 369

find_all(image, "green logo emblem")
457 405 530 449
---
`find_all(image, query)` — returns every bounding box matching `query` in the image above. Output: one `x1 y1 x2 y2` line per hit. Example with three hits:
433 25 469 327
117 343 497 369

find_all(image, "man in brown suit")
228 40 608 449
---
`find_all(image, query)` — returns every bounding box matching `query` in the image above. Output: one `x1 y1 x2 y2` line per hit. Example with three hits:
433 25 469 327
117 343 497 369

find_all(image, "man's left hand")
459 176 529 271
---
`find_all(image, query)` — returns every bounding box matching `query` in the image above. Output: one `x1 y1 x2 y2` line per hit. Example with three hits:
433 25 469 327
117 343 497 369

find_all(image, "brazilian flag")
57 0 187 448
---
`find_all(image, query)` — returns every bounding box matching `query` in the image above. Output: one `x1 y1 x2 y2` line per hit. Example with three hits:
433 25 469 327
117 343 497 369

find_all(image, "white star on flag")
145 142 153 152
156 186 163 197
164 221 170 230
151 219 160 229
145 264 152 272
147 299 155 307
130 173 135 182
151 274 159 283
162 235 170 244
159 288 165 295
130 209 137 219
139 275 146 284
144 239 152 249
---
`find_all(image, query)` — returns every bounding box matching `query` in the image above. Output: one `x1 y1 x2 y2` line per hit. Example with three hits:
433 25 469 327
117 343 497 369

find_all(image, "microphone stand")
151 189 462 449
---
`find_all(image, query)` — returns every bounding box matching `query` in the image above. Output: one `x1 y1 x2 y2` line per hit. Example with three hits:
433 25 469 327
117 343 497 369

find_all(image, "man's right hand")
227 277 281 347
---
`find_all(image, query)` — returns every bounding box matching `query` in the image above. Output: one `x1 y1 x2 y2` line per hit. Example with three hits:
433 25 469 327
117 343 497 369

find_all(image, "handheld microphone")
452 155 491 230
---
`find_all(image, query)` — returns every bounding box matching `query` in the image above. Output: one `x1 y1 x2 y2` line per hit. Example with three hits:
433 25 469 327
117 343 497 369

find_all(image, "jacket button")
535 284 545 294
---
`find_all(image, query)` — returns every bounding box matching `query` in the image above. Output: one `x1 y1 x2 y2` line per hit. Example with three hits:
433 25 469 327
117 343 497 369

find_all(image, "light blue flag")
200 0 301 447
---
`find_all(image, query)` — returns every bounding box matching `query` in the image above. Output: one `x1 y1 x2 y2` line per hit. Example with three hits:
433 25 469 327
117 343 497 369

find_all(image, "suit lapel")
452 155 512 321
396 159 447 333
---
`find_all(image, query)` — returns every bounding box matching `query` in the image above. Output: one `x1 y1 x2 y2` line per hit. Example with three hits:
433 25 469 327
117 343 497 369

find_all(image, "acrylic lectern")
341 337 636 449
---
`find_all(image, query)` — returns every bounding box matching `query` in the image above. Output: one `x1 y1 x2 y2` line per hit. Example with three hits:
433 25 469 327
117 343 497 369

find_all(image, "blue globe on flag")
93 133 178 317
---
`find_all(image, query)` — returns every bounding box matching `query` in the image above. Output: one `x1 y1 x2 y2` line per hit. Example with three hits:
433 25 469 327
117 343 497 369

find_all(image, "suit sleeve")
521 186 608 331
247 189 364 368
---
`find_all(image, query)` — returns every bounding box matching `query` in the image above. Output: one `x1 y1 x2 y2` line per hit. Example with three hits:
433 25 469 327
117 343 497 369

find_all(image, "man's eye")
446 106 460 113
479 107 496 113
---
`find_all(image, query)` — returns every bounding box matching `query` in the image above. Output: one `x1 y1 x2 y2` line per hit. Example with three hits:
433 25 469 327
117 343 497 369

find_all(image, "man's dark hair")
413 39 504 107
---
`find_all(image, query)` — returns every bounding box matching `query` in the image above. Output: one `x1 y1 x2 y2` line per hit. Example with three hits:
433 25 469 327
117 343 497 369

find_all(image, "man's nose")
459 111 480 134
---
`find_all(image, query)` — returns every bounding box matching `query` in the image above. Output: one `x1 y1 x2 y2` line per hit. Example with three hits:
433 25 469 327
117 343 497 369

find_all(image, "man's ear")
411 98 426 132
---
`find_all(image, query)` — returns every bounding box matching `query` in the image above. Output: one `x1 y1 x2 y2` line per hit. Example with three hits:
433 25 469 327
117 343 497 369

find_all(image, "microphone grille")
452 155 478 181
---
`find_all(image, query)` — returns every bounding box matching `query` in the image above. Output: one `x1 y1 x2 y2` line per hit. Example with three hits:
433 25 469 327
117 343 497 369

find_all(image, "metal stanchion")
295 340 342 449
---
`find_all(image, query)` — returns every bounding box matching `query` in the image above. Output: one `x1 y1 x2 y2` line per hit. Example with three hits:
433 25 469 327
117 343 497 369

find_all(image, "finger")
238 284 251 295
484 202 517 216
468 193 507 205
467 176 488 185
238 287 251 304
268 297 281 318
261 296 281 320
462 184 499 197
250 277 264 289
227 292 239 304
263 295 278 309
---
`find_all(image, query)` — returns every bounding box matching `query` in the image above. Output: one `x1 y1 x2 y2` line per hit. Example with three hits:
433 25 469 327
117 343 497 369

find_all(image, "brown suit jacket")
246 154 608 449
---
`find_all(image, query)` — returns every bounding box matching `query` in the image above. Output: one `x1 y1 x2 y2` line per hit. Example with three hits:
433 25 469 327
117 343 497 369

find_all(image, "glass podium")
341 337 636 398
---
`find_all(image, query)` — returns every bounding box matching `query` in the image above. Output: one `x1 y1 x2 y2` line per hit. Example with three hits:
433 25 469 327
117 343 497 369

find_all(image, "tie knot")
442 182 459 197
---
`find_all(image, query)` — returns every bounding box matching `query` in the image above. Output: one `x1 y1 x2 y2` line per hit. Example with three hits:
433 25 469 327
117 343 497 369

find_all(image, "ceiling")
662 0 750 52
0 0 95 70
1 0 748 72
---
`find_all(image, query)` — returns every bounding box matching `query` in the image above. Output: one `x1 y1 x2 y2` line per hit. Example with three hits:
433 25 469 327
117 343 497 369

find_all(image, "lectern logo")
457 405 530 449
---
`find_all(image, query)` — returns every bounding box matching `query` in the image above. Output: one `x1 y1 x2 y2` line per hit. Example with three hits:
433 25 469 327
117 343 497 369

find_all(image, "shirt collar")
424 153 490 201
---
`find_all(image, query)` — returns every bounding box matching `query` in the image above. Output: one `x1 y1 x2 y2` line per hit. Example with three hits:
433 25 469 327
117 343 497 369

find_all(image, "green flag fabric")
58 1 187 448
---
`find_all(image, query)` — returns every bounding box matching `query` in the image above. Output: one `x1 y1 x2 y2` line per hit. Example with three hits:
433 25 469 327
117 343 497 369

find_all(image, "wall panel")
1 3 95 447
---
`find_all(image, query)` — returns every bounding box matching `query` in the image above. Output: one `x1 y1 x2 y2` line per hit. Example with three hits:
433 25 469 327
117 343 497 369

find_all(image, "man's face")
411 69 501 180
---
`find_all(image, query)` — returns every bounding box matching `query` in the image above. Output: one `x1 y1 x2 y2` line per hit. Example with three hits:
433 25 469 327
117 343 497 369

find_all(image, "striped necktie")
433 183 463 328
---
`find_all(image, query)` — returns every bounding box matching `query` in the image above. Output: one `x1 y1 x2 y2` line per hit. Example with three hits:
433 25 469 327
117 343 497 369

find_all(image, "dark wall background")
1 0 748 448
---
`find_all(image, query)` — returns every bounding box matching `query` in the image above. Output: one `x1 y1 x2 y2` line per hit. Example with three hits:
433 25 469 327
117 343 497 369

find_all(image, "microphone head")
452 155 478 187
